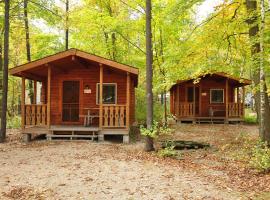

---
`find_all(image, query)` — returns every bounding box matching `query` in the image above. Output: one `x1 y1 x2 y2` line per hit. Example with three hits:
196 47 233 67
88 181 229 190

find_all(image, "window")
97 83 117 104
210 89 224 103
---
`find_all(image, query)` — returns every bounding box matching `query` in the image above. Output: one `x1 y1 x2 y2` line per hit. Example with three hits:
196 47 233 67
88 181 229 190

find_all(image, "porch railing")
102 105 127 128
178 103 194 117
228 103 244 117
24 104 47 126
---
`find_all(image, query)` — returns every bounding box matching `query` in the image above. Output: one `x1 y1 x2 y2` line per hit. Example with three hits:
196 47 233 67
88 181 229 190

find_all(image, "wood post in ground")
98 134 104 142
123 135 129 144
22 133 31 143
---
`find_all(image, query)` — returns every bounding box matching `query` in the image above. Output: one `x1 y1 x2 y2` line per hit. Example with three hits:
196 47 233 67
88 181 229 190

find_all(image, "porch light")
84 85 91 94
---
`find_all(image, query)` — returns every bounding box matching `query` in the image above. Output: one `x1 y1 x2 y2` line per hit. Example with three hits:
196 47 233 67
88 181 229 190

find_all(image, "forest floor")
0 124 269 200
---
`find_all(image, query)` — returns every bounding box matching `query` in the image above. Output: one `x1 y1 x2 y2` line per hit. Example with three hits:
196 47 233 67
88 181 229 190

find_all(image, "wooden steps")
47 134 98 141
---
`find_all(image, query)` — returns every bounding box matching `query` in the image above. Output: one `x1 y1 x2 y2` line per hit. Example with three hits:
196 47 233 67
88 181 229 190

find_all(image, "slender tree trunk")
246 0 261 121
65 0 69 50
0 43 2 131
145 0 154 151
259 0 270 144
246 0 270 143
0 0 10 142
23 0 33 103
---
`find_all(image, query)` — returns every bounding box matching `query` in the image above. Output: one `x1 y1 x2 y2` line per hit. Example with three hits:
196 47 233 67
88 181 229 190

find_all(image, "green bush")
140 121 173 138
7 115 21 129
158 146 177 158
250 142 270 172
135 89 166 124
244 109 257 124
158 141 177 158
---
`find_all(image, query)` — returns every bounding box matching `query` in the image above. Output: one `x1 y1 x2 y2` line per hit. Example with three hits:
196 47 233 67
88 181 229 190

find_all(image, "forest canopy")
0 0 269 128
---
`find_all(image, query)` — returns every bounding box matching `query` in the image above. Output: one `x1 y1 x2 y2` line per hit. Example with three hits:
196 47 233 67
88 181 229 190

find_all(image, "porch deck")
177 116 244 124
22 124 129 142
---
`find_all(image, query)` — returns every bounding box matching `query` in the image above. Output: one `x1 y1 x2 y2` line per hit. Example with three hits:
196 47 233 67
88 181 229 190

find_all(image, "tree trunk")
0 0 10 143
246 0 270 143
246 0 261 121
145 0 154 151
23 0 34 104
65 0 69 50
0 43 2 131
259 0 270 144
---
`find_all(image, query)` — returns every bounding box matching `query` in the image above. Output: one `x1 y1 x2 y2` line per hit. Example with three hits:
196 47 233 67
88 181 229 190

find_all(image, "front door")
62 81 80 122
187 87 200 115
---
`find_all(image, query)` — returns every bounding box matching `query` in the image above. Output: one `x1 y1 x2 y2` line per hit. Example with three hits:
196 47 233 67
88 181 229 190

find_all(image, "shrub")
7 115 21 129
250 141 270 172
140 121 173 138
158 146 177 158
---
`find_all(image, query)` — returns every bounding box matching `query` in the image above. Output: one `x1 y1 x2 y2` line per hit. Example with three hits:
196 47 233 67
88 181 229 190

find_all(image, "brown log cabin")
170 73 251 124
9 48 139 143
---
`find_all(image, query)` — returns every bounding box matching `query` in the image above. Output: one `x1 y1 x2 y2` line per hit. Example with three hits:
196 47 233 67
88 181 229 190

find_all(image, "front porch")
10 49 139 143
176 102 244 124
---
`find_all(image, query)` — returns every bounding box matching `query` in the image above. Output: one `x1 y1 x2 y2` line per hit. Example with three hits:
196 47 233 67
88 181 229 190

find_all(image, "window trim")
96 83 117 105
210 89 224 104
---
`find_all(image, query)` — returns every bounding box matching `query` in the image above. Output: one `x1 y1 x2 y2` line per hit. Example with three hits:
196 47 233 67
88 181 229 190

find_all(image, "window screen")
97 84 116 104
210 89 224 103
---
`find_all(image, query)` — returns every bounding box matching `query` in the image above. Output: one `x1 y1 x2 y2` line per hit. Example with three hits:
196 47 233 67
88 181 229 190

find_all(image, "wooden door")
62 81 80 122
187 87 200 115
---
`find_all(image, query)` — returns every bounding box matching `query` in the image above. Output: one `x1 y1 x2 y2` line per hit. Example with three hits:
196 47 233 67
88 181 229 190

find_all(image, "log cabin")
170 72 251 124
9 48 139 143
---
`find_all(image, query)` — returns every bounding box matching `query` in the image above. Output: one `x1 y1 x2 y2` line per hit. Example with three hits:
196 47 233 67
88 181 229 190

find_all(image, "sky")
196 0 223 22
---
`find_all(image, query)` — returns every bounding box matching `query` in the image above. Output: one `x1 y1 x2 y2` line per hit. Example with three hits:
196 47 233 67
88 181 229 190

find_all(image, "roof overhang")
170 72 252 90
9 48 139 78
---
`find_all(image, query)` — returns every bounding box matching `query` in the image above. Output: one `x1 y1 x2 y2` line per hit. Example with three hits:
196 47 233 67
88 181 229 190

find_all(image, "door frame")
59 78 83 124
185 84 200 116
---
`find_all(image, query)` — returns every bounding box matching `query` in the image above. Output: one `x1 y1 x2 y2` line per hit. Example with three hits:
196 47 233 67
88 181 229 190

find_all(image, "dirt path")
0 140 242 200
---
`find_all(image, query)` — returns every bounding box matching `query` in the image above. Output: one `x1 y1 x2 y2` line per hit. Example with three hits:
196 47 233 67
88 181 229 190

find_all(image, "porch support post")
126 72 130 129
47 65 51 127
21 77 25 130
99 64 103 129
34 80 37 104
225 78 229 123
236 87 239 103
242 86 245 118
193 84 195 117
176 85 179 117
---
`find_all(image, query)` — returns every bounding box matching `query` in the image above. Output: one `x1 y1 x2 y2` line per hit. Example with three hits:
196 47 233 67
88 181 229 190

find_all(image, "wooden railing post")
225 78 228 123
34 80 37 104
242 86 245 118
99 64 103 129
126 72 130 129
47 65 51 127
193 85 195 117
176 85 179 117
21 77 25 129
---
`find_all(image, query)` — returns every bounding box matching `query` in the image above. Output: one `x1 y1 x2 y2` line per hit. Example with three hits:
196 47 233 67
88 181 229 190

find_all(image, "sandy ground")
0 125 267 200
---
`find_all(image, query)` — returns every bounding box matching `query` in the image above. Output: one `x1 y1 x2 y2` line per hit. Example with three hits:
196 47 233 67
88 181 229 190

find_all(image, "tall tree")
259 0 270 143
23 0 34 103
246 0 270 143
145 0 154 151
65 0 69 50
0 0 10 142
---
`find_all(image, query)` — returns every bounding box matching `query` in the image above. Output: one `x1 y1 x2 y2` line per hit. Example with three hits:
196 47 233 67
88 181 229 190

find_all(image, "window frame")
210 89 224 104
96 83 117 105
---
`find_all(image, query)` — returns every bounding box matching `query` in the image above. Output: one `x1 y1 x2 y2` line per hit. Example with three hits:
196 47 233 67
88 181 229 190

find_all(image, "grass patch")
244 109 257 124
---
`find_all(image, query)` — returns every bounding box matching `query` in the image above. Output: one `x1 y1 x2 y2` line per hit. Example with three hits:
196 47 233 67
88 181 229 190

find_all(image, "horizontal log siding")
50 66 136 126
